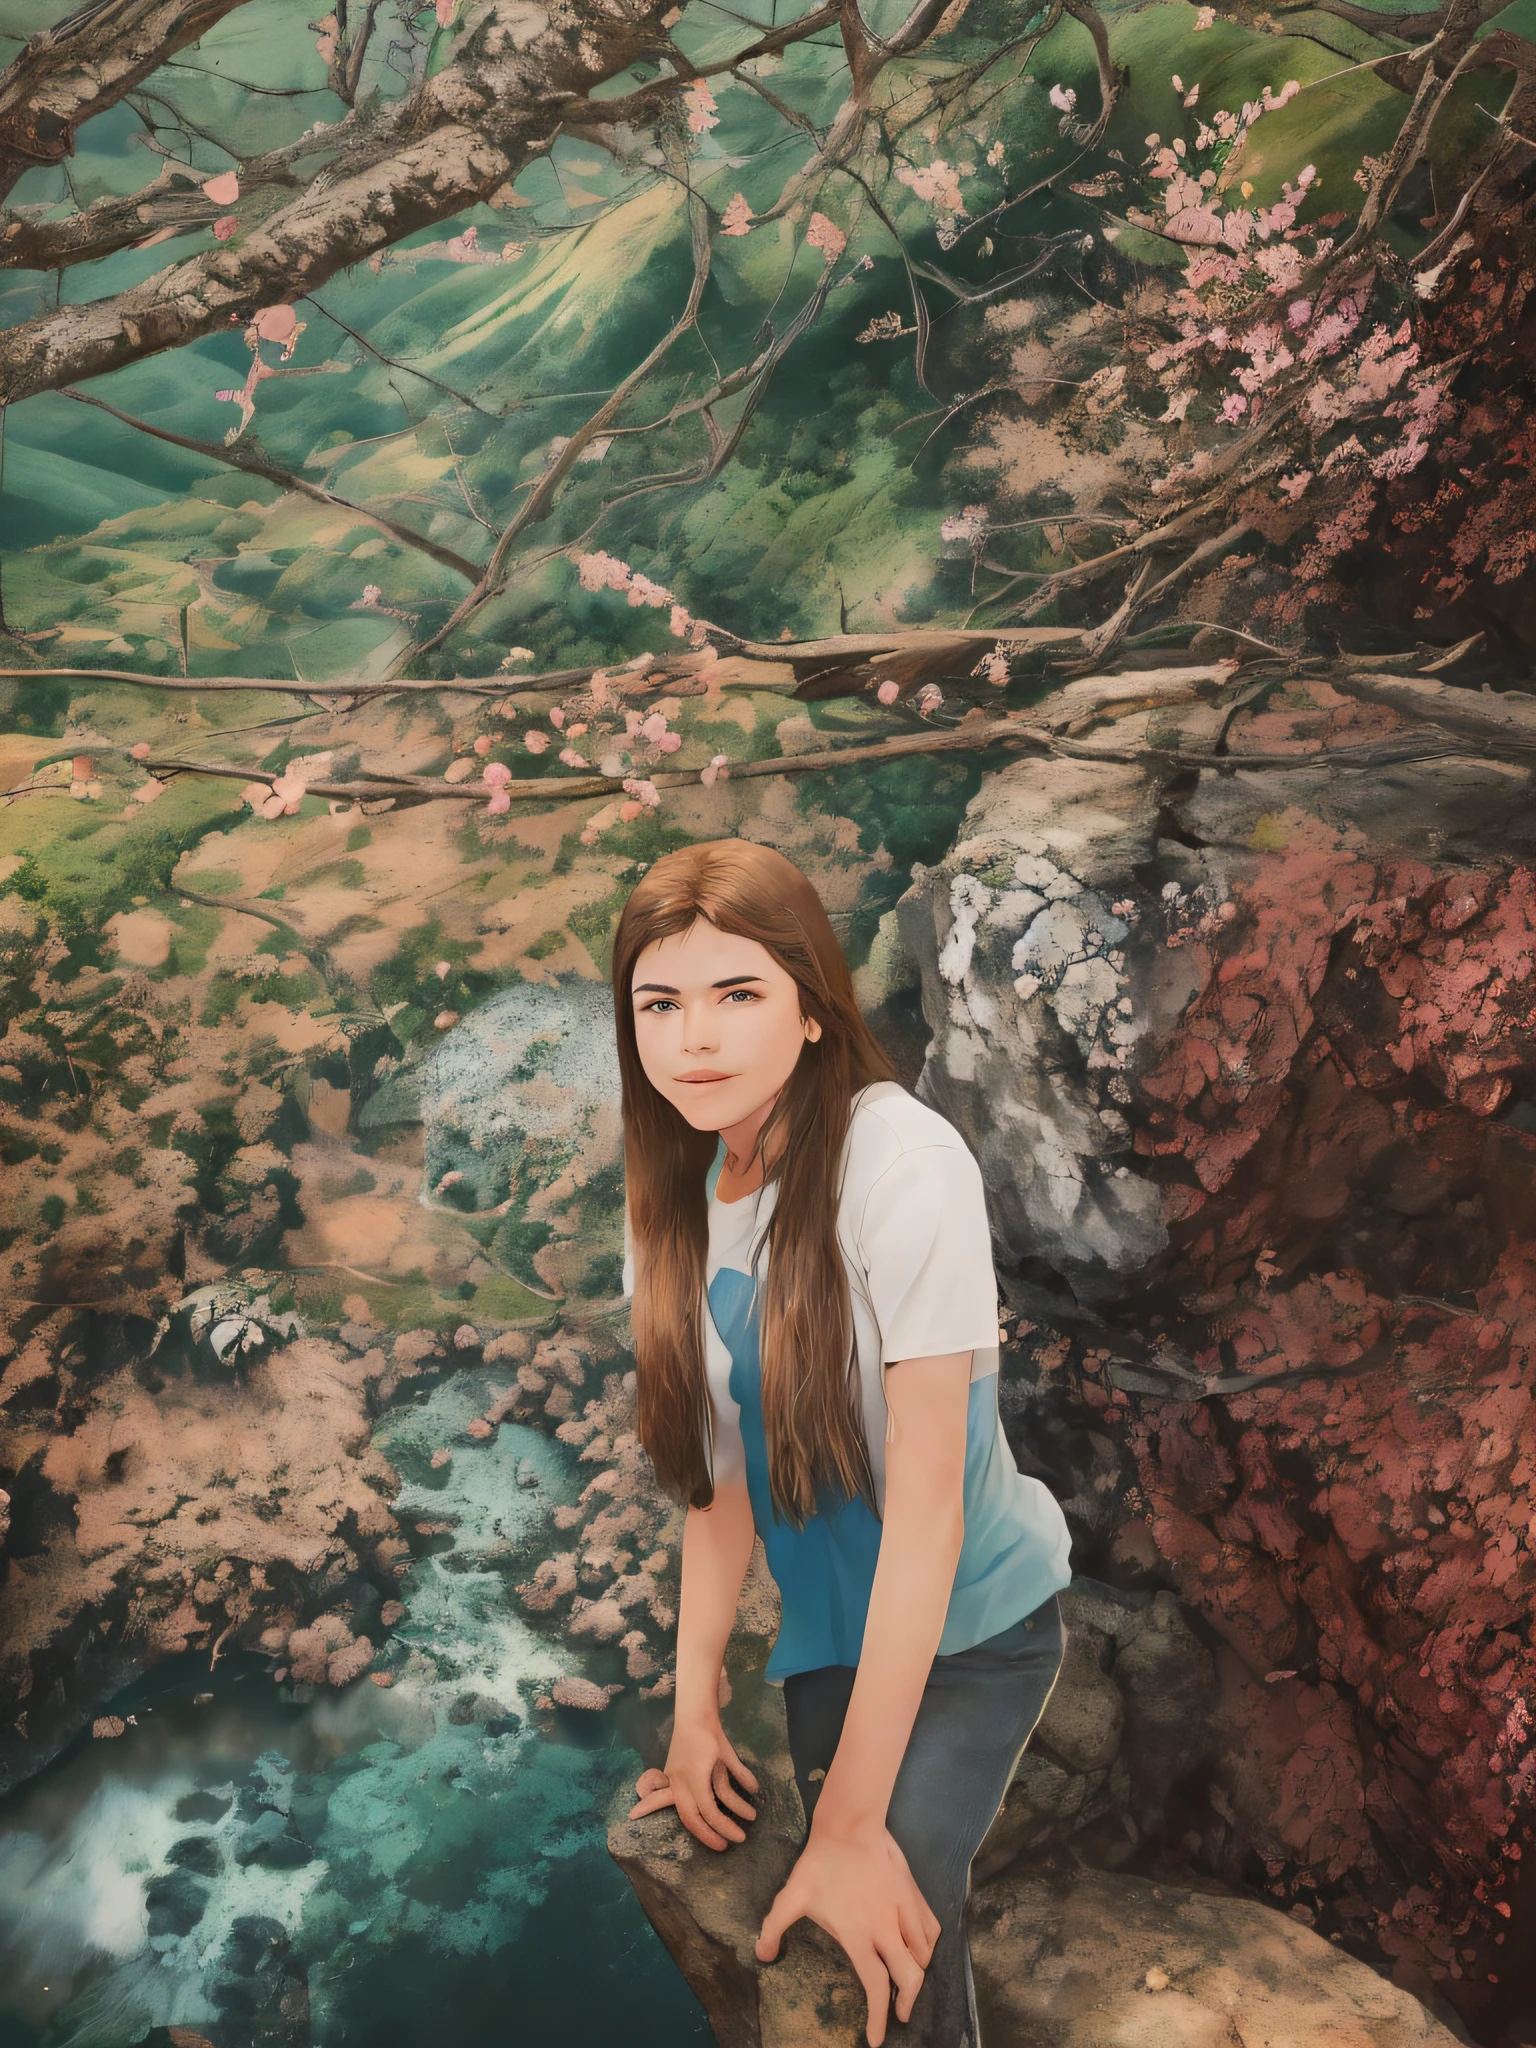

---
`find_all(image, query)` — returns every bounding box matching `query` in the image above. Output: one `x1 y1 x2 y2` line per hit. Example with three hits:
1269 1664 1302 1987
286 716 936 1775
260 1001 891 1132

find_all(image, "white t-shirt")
628 1080 1074 1680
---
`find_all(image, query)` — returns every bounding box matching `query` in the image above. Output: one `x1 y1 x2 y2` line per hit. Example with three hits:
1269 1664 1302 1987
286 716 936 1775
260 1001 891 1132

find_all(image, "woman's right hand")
629 1712 760 1850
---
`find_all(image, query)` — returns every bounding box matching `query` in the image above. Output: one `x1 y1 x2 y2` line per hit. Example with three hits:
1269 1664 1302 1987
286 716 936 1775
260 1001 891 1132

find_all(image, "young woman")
615 839 1072 2048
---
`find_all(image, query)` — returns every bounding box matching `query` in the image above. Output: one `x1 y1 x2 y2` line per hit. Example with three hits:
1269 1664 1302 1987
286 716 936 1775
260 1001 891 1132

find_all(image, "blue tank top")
700 1088 1073 1682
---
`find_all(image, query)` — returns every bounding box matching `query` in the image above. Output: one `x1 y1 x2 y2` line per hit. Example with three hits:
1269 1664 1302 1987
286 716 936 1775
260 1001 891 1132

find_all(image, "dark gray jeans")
782 1593 1065 2048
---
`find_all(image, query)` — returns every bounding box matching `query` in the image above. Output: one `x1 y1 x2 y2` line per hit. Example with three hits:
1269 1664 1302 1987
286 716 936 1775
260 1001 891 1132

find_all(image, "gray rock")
897 755 1170 1302
234 1806 312 1869
167 1833 223 1877
612 1748 880 2048
612 1774 1464 2048
145 1866 210 1938
1110 1592 1217 1825
970 1862 1465 2048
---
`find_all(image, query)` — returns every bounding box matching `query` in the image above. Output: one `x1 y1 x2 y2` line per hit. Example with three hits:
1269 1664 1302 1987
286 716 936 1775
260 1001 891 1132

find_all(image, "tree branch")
0 0 678 404
0 626 1086 707
1329 671 1536 752
127 712 1488 814
0 0 256 205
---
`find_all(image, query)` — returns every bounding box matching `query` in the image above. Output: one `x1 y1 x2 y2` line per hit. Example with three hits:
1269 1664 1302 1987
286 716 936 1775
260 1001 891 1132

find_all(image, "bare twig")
55 388 482 583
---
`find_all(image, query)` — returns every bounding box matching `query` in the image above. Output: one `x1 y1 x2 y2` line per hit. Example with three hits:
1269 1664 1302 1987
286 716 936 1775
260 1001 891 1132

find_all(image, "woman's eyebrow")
632 974 767 995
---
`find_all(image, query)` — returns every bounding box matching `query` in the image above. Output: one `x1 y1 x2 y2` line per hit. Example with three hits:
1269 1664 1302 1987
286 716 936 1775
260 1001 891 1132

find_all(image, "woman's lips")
676 1071 732 1084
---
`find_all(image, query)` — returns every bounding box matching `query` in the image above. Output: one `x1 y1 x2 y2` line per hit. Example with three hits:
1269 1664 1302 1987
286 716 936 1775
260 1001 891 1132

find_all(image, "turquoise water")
0 1370 712 2047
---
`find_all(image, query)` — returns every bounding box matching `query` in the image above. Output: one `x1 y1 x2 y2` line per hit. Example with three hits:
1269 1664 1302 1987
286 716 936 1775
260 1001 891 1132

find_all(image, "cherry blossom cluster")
1121 83 1453 497
576 551 712 648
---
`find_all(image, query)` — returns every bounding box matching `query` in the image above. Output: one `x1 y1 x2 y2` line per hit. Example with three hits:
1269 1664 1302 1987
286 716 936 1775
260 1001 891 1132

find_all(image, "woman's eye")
640 999 678 1014
725 990 758 1003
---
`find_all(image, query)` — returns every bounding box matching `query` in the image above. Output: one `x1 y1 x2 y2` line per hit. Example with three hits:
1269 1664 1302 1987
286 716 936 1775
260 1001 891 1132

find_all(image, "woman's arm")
809 1350 969 1837
674 1475 756 1728
629 1473 761 1850
755 1349 970 2046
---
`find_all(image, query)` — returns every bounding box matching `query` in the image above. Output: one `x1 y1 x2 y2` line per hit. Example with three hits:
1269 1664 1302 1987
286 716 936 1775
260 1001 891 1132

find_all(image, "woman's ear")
803 1015 823 1044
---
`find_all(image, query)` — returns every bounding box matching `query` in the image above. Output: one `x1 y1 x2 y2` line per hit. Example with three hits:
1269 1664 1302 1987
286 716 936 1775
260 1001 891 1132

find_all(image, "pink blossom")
483 761 512 787
685 80 719 136
1048 83 1077 114
1220 392 1248 423
129 741 152 760
627 572 673 608
485 790 511 815
655 731 682 753
1320 434 1369 476
896 160 965 213
1193 5 1215 24
641 712 669 744
721 193 752 237
549 707 565 729
668 604 693 640
254 303 298 344
1234 321 1293 391
577 551 632 594
1301 298 1362 362
559 747 588 769
622 776 661 809
876 679 900 705
1165 204 1223 246
473 734 493 754
212 215 239 241
915 683 944 718
1253 244 1304 293
524 732 549 755
202 171 239 205
700 754 730 787
1287 298 1312 329
1371 431 1434 479
435 0 456 21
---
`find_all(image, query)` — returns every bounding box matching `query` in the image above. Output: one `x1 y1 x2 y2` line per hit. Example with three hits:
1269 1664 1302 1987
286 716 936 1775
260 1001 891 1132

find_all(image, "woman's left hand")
754 1819 941 2047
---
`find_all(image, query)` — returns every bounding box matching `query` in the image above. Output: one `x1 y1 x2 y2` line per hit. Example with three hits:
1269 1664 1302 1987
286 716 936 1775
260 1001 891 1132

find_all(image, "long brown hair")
612 839 897 1524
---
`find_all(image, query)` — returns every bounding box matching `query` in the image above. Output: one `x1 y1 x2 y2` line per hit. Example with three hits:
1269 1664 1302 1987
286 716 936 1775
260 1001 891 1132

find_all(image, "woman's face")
630 918 820 1132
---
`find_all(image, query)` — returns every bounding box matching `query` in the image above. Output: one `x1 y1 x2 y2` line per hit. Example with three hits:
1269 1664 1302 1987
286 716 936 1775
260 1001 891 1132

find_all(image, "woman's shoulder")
843 1081 978 1188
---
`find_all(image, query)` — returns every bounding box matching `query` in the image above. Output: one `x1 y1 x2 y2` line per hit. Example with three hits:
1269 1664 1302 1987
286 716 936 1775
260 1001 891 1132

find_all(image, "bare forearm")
813 1486 964 1835
673 1477 756 1727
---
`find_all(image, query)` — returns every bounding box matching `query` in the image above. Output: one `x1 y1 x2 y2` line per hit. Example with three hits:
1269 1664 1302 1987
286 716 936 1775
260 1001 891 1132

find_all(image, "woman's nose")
681 1001 718 1052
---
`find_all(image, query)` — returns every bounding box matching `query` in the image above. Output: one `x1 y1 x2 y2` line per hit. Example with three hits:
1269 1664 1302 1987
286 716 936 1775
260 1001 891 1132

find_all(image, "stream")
0 1366 711 2047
